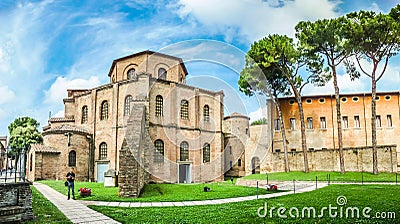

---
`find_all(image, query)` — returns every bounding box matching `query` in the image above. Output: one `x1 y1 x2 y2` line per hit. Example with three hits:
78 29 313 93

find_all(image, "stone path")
79 182 328 207
236 179 320 191
33 182 120 224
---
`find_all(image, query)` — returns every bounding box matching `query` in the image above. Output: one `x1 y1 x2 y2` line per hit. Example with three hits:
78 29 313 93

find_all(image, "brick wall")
267 145 397 173
0 182 33 223
118 104 150 197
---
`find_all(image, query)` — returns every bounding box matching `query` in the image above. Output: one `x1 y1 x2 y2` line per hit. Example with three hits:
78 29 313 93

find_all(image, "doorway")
97 163 109 183
178 164 191 183
251 157 260 174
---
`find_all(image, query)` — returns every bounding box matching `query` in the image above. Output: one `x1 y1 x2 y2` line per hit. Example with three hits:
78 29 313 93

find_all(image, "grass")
242 171 398 182
25 186 71 224
39 180 277 202
90 185 400 223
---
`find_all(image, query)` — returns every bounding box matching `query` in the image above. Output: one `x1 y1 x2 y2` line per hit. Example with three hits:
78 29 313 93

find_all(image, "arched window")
124 95 132 116
81 106 88 124
154 140 164 163
180 141 189 161
180 100 189 120
99 142 107 160
155 95 163 117
127 68 136 79
238 159 242 167
203 105 210 122
68 151 76 167
100 101 108 120
203 143 210 163
158 68 167 80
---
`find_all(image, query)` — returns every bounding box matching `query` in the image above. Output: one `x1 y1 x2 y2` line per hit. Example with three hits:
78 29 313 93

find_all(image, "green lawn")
242 171 398 182
39 180 276 202
26 186 72 224
91 185 400 223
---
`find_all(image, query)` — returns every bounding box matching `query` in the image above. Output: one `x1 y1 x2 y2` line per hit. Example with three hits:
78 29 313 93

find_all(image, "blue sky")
0 0 399 136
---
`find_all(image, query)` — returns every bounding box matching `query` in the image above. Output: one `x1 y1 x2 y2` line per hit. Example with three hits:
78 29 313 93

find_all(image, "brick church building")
26 51 252 194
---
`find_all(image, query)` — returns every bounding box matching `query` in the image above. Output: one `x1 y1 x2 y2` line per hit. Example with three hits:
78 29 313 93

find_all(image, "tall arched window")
99 142 107 160
68 151 76 167
158 68 167 80
238 158 242 167
124 95 132 116
100 101 108 120
203 143 210 163
180 141 189 161
154 140 164 163
127 68 136 79
203 105 210 122
82 106 88 124
155 95 163 117
180 100 189 120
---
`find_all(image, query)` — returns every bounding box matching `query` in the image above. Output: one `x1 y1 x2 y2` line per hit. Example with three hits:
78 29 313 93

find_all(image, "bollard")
256 181 259 199
316 176 318 189
293 179 296 194
362 172 364 185
328 174 330 186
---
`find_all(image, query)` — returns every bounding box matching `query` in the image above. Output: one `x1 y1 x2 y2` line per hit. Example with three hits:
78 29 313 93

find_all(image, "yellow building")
266 92 400 172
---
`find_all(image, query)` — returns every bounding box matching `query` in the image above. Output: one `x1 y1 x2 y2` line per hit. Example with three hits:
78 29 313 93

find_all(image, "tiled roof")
30 144 60 153
49 116 75 123
43 124 91 135
107 50 188 77
224 112 250 120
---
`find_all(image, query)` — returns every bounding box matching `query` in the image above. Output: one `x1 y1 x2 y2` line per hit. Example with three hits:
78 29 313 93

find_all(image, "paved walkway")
33 182 120 224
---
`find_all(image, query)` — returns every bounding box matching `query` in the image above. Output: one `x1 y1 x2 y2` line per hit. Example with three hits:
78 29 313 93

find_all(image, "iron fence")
0 147 27 183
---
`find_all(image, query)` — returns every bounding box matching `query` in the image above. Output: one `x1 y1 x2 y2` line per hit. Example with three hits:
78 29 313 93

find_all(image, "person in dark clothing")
66 167 76 200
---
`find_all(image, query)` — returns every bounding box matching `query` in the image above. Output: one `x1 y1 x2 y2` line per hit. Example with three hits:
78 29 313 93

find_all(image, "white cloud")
367 2 382 13
303 73 368 95
0 84 16 104
248 106 268 122
44 76 101 104
176 0 340 41
160 40 245 73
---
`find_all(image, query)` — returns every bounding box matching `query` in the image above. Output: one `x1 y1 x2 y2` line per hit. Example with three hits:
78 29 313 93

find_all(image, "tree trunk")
371 76 378 175
297 97 309 173
332 65 345 174
290 86 309 173
276 101 290 172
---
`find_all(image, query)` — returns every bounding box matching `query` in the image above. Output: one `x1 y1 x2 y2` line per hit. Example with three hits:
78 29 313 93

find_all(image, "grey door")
179 164 190 183
97 163 109 183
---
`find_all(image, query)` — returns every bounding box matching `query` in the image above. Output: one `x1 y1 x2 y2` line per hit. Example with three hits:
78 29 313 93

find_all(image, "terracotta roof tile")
43 124 91 135
48 116 75 123
30 144 60 153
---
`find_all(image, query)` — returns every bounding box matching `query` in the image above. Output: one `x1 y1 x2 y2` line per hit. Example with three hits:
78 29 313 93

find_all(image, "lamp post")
266 172 269 185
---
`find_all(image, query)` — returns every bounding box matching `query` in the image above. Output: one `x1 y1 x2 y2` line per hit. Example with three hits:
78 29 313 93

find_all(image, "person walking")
66 167 76 200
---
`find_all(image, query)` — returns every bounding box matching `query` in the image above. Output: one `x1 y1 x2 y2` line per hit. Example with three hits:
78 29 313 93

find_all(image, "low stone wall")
0 182 33 223
268 145 397 173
